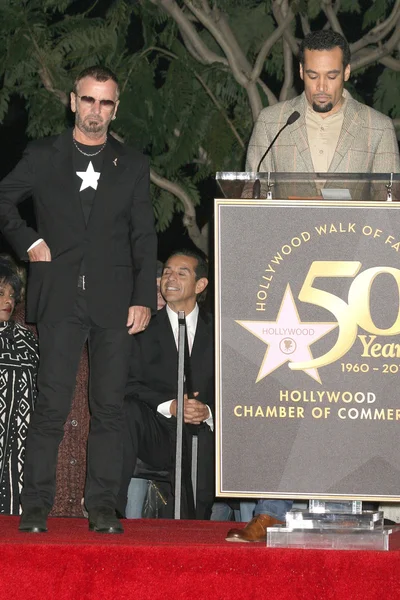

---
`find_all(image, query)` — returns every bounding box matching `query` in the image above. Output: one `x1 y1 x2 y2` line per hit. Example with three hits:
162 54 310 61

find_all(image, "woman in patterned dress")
0 258 39 515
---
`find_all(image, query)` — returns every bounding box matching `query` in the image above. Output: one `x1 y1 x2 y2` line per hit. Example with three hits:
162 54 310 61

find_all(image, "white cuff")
157 400 174 418
157 400 213 431
27 238 43 252
205 405 214 431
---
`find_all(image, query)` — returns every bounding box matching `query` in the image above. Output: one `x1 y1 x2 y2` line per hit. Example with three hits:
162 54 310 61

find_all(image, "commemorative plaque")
215 173 400 503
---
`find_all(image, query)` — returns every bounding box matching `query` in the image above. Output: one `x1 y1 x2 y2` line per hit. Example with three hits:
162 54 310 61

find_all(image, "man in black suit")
117 250 215 520
0 66 157 533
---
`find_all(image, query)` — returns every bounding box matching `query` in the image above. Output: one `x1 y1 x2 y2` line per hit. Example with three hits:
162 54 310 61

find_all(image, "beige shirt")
306 95 347 172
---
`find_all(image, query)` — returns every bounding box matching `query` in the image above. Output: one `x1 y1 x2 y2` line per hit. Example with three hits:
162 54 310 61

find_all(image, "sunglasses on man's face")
75 94 116 110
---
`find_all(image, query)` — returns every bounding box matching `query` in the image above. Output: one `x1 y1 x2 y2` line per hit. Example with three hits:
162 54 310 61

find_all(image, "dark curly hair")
299 30 351 68
0 256 24 304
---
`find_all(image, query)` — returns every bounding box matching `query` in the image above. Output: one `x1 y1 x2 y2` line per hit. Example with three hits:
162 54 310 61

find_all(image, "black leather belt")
78 275 86 290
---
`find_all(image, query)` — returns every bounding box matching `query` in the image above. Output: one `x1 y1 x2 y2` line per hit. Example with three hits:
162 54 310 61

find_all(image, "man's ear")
70 92 77 113
195 277 208 295
112 99 120 121
344 64 351 82
299 63 304 82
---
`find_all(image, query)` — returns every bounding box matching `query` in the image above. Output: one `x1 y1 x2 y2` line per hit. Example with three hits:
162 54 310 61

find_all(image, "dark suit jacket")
123 305 215 515
125 305 214 413
0 129 157 325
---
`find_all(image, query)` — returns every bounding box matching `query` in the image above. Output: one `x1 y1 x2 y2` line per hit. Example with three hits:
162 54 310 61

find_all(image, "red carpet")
1 516 400 600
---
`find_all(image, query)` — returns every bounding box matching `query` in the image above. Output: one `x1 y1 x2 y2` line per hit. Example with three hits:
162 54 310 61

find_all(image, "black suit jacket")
125 305 214 414
124 305 215 515
0 129 157 326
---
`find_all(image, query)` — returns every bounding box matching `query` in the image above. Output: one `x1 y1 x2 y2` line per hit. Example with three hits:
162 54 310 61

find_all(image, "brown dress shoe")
225 514 284 542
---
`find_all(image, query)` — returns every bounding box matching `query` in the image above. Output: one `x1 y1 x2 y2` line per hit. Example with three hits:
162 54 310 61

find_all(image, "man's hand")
28 240 51 262
126 305 151 335
170 393 210 424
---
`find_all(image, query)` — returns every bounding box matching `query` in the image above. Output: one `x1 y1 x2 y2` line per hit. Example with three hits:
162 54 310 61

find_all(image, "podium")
215 172 400 549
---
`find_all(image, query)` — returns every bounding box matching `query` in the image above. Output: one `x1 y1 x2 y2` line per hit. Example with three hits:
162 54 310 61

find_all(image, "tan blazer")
246 91 400 174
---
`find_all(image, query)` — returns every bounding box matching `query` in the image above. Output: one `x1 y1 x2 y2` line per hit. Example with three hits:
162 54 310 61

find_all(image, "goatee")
312 102 333 113
82 119 104 133
75 114 106 136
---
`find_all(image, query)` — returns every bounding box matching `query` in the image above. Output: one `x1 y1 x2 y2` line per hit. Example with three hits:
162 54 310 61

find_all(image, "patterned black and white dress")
0 321 39 515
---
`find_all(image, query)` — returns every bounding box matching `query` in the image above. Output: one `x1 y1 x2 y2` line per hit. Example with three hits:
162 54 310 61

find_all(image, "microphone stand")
174 311 186 519
252 126 289 199
252 110 300 199
174 312 198 519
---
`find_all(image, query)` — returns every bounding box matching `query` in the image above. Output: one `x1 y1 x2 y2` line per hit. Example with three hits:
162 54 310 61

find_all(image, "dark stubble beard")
312 102 333 113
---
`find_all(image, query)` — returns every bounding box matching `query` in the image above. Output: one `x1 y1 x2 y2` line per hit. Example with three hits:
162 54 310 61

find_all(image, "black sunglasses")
75 94 116 110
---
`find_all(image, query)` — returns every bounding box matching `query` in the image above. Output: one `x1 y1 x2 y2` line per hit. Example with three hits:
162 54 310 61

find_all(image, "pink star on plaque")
236 284 337 383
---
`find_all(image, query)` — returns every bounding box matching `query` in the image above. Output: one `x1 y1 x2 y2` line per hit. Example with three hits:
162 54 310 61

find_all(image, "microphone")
252 110 300 199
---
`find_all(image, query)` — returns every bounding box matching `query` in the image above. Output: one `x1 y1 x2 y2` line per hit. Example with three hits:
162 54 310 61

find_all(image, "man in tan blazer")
246 32 399 175
226 29 400 543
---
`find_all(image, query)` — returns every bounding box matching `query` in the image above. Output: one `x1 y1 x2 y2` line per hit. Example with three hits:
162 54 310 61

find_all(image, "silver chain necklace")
73 134 107 157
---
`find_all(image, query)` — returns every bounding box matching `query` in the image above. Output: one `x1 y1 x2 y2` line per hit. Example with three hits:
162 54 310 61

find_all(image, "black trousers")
117 399 215 520
21 290 132 511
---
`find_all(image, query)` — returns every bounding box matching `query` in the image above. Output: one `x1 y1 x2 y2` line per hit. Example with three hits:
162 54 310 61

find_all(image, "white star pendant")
76 161 100 191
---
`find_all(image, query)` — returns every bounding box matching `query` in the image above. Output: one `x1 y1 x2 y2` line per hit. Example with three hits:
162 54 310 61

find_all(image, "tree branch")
350 0 400 54
279 39 294 101
149 0 228 66
380 55 400 71
321 0 345 37
251 6 295 82
271 0 299 58
256 78 278 106
180 30 209 64
24 33 68 106
300 13 311 37
112 129 208 252
216 10 254 76
182 0 248 87
149 1 273 121
140 46 245 147
212 8 278 108
199 0 211 15
194 71 245 148
183 1 268 119
334 0 342 13
150 168 208 253
351 23 400 71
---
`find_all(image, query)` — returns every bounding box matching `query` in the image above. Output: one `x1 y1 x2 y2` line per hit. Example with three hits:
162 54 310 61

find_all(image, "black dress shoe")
19 507 49 533
88 507 124 534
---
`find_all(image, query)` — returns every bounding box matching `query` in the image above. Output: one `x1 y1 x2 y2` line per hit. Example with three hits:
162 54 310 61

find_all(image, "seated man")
117 249 214 519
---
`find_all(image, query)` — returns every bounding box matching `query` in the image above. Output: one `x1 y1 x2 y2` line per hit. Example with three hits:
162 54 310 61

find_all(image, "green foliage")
363 0 393 28
338 0 360 13
0 89 10 123
373 69 400 118
306 0 325 20
229 3 276 60
151 186 177 232
26 91 68 138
